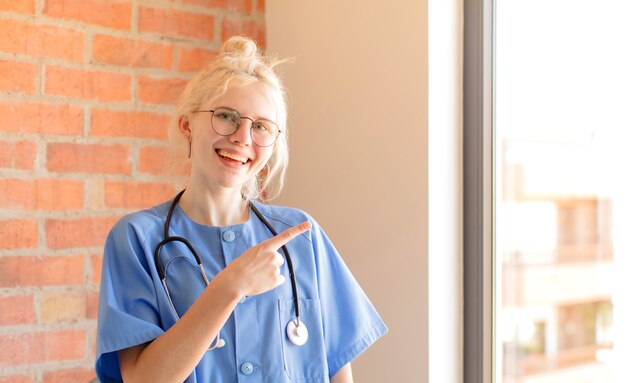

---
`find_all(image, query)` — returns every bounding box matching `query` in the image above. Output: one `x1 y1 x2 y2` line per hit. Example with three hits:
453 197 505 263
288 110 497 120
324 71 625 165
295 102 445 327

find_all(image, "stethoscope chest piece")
286 319 308 346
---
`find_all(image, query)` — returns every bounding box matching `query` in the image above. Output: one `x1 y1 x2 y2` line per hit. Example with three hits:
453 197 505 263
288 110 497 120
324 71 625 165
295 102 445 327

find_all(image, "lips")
216 149 250 164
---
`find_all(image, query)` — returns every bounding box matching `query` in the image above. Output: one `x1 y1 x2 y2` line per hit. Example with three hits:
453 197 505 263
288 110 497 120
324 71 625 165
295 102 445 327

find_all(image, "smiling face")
182 82 279 195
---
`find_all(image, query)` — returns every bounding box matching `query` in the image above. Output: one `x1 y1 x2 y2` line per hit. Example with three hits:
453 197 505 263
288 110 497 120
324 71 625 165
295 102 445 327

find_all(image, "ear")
178 115 191 139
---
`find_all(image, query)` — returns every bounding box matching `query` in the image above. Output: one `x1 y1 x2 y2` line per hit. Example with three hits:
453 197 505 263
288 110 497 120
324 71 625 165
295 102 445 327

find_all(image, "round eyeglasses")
197 107 282 147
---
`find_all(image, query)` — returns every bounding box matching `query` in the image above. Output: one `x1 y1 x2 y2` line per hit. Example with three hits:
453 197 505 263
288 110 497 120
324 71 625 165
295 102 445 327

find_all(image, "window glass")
495 1 626 382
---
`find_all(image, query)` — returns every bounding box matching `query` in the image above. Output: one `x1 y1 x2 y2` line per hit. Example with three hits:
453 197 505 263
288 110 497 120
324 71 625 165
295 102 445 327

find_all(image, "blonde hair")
177 36 289 202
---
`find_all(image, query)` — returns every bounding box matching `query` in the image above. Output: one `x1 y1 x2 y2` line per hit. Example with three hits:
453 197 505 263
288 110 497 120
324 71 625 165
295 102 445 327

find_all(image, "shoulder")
107 199 171 245
251 202 321 242
252 202 314 226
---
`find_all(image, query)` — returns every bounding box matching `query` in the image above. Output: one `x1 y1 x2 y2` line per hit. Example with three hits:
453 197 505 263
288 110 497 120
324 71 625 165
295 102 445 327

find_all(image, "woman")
96 36 387 383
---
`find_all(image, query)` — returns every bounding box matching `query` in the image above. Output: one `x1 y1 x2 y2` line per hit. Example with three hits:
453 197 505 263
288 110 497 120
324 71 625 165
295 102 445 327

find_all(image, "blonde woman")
96 36 386 383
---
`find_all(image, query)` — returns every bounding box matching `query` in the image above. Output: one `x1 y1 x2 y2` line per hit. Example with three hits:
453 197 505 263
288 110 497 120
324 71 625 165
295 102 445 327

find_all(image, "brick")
139 145 187 176
0 329 86 366
0 101 83 135
0 179 84 210
92 34 174 69
137 76 187 105
0 375 33 383
0 0 36 13
90 253 103 284
179 47 218 72
42 367 94 383
46 329 87 361
45 66 131 102
0 60 36 94
87 178 106 210
0 295 36 325
182 0 252 13
45 216 118 249
105 181 175 208
90 327 97 358
221 17 265 47
46 143 131 174
41 291 86 323
0 140 36 170
35 179 84 210
257 0 264 13
0 220 38 250
0 19 84 61
44 0 131 30
139 6 214 40
0 255 85 287
91 108 171 140
0 332 43 366
86 290 99 319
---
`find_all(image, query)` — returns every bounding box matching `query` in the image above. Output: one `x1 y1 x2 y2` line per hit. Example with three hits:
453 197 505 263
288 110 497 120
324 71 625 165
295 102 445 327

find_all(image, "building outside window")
494 1 626 382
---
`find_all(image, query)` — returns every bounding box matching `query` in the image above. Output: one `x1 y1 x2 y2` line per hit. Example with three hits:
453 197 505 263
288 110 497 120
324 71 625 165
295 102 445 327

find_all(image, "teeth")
218 149 248 164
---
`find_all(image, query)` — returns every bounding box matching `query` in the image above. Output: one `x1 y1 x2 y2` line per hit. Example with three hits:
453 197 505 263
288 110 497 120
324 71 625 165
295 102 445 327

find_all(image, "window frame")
464 0 495 382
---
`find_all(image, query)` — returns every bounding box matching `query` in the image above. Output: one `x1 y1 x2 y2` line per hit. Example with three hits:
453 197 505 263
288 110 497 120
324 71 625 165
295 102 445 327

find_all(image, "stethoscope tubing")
153 190 303 335
249 203 300 321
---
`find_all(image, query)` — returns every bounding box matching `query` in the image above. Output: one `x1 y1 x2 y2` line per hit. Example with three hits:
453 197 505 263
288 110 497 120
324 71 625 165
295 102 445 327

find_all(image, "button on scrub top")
96 199 387 383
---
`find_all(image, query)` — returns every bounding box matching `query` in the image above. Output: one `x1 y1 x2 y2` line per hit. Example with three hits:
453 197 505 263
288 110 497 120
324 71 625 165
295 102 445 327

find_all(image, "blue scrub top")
96 198 387 382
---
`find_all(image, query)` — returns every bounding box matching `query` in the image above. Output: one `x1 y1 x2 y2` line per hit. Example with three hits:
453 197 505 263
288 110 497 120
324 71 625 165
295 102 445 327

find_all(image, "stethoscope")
153 190 308 350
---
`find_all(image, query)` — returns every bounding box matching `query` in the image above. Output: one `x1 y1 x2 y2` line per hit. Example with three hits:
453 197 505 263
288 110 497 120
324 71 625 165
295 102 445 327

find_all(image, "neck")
178 183 249 226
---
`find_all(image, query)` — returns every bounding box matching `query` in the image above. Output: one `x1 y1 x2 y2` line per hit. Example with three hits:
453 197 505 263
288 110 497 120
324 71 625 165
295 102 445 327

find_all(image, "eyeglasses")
197 107 282 147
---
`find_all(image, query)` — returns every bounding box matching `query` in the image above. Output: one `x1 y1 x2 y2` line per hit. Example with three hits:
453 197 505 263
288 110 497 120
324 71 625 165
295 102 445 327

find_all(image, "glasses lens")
251 120 280 147
211 108 239 136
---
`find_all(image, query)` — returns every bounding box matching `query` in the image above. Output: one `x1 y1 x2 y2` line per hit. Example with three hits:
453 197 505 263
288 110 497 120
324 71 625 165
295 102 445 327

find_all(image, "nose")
230 117 253 146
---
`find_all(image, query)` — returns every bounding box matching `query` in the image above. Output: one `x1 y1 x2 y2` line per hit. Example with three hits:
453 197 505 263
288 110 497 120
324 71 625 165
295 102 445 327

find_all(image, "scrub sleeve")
96 216 165 382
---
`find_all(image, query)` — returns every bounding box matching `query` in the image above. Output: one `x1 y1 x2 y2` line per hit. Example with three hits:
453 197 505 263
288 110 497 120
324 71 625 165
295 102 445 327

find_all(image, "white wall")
266 1 462 382
428 1 463 382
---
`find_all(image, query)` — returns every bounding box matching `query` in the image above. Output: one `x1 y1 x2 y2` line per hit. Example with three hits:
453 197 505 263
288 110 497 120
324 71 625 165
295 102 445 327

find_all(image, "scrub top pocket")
278 298 328 381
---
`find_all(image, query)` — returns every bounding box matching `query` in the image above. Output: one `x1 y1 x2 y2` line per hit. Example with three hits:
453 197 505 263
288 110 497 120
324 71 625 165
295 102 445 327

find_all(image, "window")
465 1 625 382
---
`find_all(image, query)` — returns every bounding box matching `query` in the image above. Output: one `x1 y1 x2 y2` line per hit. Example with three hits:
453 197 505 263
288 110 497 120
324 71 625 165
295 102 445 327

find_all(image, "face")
181 82 279 193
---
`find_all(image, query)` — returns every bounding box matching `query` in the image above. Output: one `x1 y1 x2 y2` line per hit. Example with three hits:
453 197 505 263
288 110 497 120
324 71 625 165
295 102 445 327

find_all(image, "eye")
252 122 270 132
215 111 237 122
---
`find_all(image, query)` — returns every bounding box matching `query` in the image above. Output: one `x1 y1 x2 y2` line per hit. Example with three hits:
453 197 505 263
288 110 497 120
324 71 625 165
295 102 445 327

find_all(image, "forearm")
119 270 242 383
330 363 353 383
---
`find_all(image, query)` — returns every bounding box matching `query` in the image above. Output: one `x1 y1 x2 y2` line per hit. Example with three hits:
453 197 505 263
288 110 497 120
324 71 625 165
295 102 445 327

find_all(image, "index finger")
263 221 312 250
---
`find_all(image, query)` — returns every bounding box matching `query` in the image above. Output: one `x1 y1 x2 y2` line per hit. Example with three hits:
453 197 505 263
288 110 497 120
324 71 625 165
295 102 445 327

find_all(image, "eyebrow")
213 105 275 123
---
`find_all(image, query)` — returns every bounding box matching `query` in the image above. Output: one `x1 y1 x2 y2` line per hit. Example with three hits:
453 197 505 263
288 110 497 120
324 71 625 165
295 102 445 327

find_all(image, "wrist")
212 266 246 303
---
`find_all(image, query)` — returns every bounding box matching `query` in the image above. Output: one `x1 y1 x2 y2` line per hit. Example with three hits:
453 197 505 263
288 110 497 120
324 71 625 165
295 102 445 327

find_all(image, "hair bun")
221 36 259 58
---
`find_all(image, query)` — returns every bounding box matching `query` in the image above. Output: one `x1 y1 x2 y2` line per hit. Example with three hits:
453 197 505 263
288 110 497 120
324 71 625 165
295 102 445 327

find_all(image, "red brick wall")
0 1 265 381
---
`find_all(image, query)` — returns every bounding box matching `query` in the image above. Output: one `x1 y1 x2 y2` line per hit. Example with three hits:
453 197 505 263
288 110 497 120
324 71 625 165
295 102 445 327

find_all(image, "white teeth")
218 150 248 164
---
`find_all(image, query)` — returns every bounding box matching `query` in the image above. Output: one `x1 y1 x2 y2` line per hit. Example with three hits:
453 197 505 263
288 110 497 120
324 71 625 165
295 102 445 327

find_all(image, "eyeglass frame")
195 107 282 147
